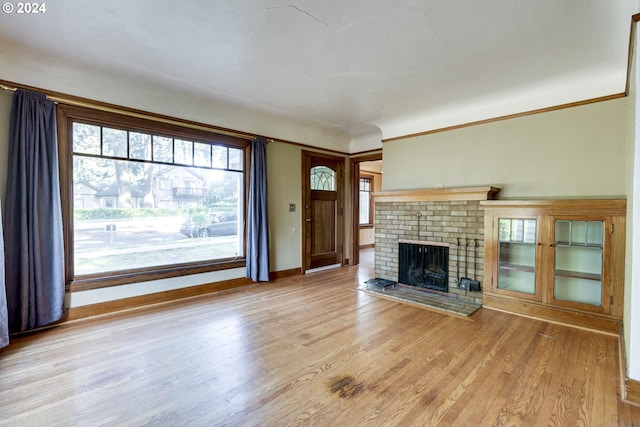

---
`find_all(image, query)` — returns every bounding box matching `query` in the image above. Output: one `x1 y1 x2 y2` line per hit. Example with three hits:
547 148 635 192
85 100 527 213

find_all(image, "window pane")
194 143 211 167
73 123 101 155
153 136 173 162
229 147 243 171
129 132 152 161
175 139 193 165
73 156 115 188
102 128 128 158
359 177 371 224
212 145 227 169
73 156 244 275
359 190 370 224
310 166 335 191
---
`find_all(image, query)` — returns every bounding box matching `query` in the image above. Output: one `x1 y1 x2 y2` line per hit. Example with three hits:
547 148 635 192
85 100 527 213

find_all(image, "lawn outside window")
57 104 251 290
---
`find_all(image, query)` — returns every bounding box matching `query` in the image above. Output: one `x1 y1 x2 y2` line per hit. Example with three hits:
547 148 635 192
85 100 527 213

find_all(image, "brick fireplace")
373 187 500 305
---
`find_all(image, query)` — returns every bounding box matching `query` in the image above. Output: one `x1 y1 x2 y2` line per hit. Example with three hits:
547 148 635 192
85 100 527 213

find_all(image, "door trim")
349 153 382 266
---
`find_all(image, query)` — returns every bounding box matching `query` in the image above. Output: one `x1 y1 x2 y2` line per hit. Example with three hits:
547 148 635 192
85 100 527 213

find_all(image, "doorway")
301 151 345 272
350 153 382 266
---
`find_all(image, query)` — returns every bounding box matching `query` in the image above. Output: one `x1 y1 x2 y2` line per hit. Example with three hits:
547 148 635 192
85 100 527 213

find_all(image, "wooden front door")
302 152 344 271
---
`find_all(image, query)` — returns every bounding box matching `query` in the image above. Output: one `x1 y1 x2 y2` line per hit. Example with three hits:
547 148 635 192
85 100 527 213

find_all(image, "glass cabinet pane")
586 221 604 246
498 218 536 294
554 220 603 306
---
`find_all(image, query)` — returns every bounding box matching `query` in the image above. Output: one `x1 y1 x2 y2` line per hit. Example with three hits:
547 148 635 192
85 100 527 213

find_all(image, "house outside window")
101 197 116 209
159 178 172 190
57 104 250 289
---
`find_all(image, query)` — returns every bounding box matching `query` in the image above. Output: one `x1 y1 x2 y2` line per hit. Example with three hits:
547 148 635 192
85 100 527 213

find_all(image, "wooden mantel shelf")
373 186 500 202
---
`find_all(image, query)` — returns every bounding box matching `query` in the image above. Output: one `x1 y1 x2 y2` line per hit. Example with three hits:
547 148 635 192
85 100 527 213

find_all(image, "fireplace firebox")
398 241 449 292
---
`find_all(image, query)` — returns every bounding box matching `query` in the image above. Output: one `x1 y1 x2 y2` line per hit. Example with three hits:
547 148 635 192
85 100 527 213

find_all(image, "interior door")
302 152 344 271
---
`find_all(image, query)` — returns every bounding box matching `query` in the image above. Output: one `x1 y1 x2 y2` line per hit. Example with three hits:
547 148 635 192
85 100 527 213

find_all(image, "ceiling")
360 160 383 174
0 1 637 152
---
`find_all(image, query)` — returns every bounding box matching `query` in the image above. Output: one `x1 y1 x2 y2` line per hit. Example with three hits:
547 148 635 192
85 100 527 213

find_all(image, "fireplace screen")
398 243 449 292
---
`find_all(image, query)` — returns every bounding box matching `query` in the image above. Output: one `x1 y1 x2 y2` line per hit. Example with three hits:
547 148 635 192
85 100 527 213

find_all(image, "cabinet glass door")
498 218 537 294
554 220 603 306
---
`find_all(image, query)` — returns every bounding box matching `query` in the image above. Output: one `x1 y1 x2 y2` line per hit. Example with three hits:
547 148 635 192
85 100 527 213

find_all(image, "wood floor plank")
533 324 585 427
2 251 640 426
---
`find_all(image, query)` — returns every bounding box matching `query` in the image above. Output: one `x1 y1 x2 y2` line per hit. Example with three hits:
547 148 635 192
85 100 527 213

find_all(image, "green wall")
267 142 303 272
383 98 627 199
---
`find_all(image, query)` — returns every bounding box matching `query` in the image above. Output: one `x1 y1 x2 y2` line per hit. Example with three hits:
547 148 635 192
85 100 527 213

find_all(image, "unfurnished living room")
2 1 640 426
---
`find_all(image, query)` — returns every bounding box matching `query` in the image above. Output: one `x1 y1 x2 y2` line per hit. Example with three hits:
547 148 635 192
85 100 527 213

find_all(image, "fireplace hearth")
398 241 449 292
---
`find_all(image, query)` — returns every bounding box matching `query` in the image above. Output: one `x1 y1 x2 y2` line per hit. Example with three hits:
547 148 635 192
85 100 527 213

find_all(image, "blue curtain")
0 200 8 348
4 89 65 333
246 136 270 282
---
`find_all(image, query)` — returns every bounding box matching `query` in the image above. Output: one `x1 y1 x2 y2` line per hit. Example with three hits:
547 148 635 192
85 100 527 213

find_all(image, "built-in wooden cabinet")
481 200 626 334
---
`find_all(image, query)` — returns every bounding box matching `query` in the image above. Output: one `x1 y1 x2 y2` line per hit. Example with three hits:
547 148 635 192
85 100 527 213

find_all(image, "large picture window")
57 105 250 289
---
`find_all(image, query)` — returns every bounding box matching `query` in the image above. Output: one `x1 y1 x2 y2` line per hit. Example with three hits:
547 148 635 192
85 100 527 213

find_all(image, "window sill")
359 224 374 229
67 258 246 292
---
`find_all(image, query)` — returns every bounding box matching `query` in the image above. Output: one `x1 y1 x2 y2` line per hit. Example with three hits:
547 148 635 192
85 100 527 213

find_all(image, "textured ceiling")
0 1 636 151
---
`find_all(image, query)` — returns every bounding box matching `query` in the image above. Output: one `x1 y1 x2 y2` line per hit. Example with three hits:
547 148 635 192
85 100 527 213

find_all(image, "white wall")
383 98 627 199
359 227 375 246
626 23 640 381
66 268 245 307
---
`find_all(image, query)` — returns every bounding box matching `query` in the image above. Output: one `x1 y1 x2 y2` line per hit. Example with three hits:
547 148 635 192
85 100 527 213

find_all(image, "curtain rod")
1 81 282 146
0 81 260 141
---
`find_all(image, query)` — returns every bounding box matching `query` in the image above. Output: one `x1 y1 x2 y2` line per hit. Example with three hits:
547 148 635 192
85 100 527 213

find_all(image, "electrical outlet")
289 203 296 212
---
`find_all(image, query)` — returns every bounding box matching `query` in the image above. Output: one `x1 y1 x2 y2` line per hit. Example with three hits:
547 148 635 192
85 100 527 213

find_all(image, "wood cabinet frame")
481 199 626 334
485 212 544 302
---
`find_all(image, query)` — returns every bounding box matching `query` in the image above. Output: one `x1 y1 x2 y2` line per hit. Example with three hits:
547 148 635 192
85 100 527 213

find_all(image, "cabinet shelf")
499 262 535 273
555 269 601 282
556 242 602 249
500 241 536 245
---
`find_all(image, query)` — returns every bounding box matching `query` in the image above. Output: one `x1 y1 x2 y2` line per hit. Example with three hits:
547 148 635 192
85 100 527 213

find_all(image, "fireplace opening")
398 242 449 292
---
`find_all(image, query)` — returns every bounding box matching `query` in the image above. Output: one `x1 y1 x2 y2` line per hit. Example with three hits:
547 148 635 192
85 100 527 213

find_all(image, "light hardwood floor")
1 250 640 426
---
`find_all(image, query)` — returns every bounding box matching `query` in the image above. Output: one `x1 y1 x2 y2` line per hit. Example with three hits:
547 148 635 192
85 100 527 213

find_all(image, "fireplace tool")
456 238 461 289
458 238 472 291
468 239 481 292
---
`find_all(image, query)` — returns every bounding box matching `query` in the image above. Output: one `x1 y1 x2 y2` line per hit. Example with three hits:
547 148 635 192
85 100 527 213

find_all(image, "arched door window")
310 166 336 191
